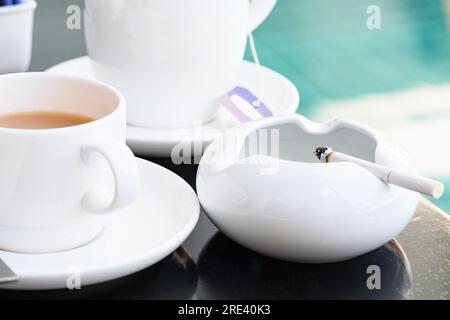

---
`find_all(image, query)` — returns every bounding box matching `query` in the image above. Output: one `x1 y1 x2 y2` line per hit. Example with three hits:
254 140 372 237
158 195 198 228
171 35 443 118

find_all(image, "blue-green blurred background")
246 0 450 212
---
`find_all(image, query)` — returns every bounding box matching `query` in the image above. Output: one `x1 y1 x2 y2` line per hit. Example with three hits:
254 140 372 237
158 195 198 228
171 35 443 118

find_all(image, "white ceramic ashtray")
197 114 420 263
0 0 36 74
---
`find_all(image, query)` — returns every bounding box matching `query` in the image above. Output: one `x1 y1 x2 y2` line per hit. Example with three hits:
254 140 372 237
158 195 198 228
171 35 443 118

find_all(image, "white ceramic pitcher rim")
0 72 125 135
0 0 37 15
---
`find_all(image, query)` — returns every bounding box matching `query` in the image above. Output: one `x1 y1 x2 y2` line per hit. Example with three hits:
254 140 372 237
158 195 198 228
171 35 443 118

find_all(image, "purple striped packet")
221 86 273 123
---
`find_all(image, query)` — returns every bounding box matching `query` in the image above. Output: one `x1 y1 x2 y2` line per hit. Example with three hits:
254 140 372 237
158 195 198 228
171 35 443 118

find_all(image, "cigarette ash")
314 146 332 162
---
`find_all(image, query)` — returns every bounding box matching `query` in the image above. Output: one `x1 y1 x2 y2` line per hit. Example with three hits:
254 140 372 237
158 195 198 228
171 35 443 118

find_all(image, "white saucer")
46 57 300 157
0 158 199 291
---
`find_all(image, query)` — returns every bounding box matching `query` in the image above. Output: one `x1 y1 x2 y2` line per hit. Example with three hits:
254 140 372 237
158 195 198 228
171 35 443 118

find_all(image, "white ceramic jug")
0 1 36 74
85 0 278 129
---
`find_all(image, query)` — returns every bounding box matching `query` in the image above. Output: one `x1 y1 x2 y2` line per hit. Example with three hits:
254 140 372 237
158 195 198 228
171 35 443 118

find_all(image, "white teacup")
84 0 277 129
0 73 140 253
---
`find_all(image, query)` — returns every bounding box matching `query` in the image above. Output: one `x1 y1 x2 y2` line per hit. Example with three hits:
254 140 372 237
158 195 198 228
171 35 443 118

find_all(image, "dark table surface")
1 156 449 300
0 0 449 300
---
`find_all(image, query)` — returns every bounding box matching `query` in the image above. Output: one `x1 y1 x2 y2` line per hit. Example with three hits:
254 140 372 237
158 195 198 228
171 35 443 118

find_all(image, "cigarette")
314 147 445 199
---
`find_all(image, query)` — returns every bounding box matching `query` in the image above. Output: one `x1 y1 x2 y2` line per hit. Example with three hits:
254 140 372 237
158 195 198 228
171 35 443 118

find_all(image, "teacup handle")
248 0 277 31
81 141 140 214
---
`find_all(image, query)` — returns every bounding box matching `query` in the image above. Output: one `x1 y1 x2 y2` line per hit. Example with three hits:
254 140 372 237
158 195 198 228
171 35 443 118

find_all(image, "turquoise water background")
247 0 450 213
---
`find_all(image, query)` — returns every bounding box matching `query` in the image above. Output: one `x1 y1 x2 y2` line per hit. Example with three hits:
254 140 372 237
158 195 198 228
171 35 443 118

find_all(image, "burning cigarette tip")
314 146 333 162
